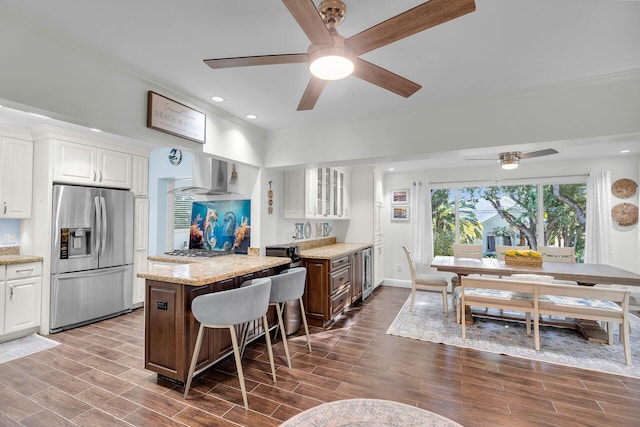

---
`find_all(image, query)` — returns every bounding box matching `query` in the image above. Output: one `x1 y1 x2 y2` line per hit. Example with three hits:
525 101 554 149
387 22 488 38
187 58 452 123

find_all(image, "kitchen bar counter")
138 254 290 286
299 242 371 260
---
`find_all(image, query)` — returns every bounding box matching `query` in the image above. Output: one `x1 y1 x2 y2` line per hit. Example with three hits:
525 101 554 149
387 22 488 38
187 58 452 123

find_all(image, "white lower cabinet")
1 262 42 339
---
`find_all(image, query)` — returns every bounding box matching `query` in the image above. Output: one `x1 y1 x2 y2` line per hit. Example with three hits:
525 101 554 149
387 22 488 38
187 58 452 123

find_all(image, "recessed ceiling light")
388 168 395 171
211 96 224 102
246 114 257 120
89 128 102 133
620 149 631 154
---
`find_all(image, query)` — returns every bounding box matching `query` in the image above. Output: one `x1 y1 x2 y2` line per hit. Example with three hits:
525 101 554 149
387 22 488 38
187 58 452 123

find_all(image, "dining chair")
453 243 483 259
495 245 530 260
184 278 276 409
538 246 578 285
539 246 575 263
402 245 449 315
268 267 312 369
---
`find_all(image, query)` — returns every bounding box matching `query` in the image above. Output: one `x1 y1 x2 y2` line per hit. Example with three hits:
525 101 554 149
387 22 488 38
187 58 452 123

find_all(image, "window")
431 180 586 261
174 193 193 229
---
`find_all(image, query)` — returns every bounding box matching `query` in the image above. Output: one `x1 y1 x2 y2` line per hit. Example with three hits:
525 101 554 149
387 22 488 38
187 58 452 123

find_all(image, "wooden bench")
460 276 632 365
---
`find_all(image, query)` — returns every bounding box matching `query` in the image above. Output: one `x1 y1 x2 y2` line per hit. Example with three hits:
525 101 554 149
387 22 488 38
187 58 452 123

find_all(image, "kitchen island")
137 254 290 384
299 242 372 327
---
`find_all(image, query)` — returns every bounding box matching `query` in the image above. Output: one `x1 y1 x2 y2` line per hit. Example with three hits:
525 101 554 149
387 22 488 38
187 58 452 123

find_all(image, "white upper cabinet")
53 140 132 189
0 137 33 218
284 167 350 220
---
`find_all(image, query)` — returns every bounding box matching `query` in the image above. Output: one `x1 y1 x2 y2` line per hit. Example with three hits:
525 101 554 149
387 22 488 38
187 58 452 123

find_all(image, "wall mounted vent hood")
170 156 234 195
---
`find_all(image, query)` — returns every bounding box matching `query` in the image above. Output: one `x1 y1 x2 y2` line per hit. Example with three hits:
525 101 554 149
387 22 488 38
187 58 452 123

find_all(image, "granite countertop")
0 246 43 265
0 254 44 265
138 254 290 286
299 242 372 260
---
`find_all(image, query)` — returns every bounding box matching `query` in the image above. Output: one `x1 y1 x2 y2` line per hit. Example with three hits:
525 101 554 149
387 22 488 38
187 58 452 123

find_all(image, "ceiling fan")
467 149 559 170
203 0 476 111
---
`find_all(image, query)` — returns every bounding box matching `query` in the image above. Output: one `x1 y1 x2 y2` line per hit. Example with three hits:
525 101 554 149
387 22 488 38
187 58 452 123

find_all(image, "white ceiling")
1 0 640 169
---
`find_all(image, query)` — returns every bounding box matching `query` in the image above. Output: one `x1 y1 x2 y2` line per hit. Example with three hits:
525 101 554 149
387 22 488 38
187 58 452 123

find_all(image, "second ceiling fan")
203 0 476 111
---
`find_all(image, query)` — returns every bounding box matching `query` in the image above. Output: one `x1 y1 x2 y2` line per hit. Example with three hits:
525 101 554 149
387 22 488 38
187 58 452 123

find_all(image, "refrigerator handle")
94 196 102 256
100 196 107 255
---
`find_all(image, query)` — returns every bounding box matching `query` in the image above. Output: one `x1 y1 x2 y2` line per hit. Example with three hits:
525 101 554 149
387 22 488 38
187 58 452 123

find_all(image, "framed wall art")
147 91 206 143
391 206 410 222
391 188 410 205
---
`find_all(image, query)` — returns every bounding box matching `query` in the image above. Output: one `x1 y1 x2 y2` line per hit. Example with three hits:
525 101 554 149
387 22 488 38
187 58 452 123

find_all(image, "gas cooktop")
164 249 234 258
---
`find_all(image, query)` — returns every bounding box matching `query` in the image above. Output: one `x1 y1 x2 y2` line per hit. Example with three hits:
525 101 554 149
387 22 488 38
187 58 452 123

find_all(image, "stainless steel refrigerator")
50 184 134 333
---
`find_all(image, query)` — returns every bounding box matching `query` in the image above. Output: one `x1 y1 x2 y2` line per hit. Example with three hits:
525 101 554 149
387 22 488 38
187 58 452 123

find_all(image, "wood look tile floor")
1 286 639 426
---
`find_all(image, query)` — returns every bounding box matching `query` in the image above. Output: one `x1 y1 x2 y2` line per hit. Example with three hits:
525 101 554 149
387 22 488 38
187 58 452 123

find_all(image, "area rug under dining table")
386 291 640 378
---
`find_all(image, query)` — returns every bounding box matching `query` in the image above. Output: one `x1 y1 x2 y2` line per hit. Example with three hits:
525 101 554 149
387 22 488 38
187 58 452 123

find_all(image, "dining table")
431 255 640 342
431 256 640 287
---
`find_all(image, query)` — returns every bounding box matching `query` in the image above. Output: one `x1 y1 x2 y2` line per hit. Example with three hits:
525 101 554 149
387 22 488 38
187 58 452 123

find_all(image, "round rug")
279 398 463 427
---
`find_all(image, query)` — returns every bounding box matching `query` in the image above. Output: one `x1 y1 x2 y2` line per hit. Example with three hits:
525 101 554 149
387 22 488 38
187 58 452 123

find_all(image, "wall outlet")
2 233 16 244
396 264 402 272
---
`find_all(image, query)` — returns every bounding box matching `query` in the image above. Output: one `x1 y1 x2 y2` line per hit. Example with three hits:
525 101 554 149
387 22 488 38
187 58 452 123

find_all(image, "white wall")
382 155 640 288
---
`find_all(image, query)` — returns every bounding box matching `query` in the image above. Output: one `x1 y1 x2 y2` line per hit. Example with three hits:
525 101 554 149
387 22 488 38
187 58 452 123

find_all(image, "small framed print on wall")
391 189 410 205
391 206 410 222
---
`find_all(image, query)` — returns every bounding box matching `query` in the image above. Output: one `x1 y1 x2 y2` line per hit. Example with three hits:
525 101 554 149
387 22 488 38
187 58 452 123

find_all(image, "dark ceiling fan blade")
204 54 307 69
519 149 559 159
297 77 327 111
353 58 421 98
282 0 334 45
347 0 476 56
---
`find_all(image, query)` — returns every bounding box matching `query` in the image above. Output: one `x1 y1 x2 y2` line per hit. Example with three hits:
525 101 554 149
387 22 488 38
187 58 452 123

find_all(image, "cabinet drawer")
330 267 350 293
7 262 42 280
330 286 350 316
330 255 350 271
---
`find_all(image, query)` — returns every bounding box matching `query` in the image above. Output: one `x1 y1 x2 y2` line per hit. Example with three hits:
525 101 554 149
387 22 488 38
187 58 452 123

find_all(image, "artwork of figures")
190 200 251 253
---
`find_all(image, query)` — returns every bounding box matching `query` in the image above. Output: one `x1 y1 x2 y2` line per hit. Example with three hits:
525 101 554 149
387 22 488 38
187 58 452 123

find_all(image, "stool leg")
262 314 277 382
229 325 249 409
184 324 205 399
238 322 248 359
299 297 312 353
275 302 292 369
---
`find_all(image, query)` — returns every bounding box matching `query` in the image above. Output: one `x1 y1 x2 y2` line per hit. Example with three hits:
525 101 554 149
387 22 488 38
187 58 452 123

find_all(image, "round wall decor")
168 148 182 166
611 202 638 227
611 178 638 199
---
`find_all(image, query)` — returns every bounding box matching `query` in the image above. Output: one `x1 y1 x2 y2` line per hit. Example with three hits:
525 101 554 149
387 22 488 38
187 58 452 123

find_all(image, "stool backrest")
270 267 307 303
192 277 272 326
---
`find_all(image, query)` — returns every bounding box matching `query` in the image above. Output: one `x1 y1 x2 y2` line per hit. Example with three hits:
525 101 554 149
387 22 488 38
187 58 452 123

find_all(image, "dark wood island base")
142 262 288 385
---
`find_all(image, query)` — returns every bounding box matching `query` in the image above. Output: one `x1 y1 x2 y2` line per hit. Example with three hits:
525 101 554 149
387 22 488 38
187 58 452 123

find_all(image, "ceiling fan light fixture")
308 36 355 81
500 152 519 170
309 54 354 80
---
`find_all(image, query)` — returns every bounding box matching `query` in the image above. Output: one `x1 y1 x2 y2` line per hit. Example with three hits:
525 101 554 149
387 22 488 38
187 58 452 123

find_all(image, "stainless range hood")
171 156 233 195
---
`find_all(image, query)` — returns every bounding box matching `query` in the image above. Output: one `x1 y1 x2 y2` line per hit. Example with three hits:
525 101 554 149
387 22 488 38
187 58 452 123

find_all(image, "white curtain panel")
410 181 433 273
585 170 612 264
